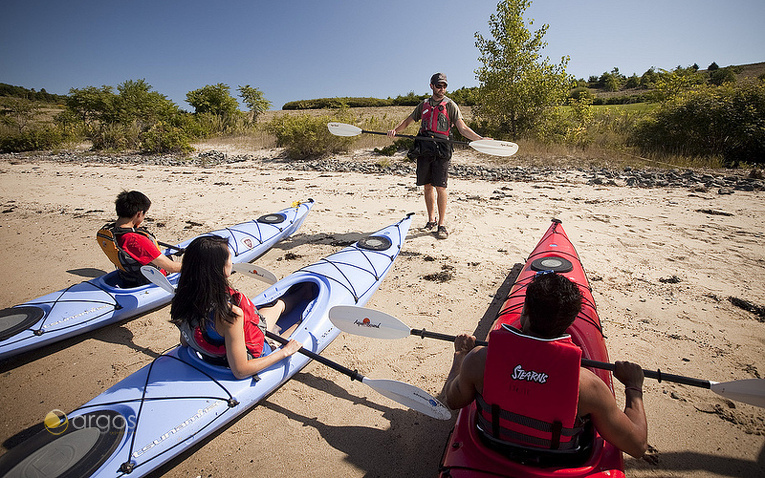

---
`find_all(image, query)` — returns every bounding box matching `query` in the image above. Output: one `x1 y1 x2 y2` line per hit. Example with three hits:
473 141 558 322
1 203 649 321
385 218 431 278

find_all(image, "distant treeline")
0 83 67 104
282 87 480 110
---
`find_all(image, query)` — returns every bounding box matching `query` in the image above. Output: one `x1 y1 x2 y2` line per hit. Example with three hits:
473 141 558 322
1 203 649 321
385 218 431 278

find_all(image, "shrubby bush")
91 122 140 151
631 81 765 165
0 125 64 152
568 87 594 102
140 121 193 153
265 113 356 159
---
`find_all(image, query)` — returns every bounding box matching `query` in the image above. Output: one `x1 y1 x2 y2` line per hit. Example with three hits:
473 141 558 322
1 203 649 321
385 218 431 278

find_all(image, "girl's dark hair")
115 190 151 218
525 273 582 338
170 235 236 328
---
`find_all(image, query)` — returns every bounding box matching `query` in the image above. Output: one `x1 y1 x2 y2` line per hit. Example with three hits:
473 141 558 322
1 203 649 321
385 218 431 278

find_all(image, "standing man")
388 73 486 239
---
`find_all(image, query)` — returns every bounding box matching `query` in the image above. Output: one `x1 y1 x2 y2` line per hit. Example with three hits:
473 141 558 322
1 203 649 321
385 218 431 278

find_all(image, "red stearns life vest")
178 289 265 362
477 324 583 450
420 99 451 139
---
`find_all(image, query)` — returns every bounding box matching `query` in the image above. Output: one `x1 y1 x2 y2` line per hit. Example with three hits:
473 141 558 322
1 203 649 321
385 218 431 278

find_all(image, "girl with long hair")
170 235 305 379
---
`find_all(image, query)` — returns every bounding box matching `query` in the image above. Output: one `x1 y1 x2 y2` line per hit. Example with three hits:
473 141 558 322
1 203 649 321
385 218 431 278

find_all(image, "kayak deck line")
0 214 414 477
0 200 315 361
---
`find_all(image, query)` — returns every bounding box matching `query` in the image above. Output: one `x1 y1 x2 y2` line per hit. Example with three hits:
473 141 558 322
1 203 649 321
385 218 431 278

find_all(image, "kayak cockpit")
180 279 320 374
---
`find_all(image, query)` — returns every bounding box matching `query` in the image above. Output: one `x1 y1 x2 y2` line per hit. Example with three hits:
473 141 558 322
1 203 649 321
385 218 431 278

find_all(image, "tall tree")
116 79 179 128
237 85 271 122
474 0 571 139
186 83 239 117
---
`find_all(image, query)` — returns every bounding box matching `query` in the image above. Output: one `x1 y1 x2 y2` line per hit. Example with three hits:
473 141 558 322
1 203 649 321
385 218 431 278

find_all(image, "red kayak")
438 219 625 477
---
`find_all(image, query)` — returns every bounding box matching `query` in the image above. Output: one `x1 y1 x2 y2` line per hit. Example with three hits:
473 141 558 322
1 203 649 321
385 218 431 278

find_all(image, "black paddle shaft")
158 241 185 253
408 328 712 390
363 129 471 146
266 331 365 382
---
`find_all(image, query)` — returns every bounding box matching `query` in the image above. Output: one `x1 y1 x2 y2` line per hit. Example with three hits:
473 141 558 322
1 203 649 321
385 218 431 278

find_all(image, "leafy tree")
708 67 737 86
474 0 572 139
116 79 180 128
0 97 41 133
186 83 239 117
624 74 640 89
237 85 271 122
599 67 625 91
639 67 659 89
66 85 117 128
708 62 719 71
651 66 705 102
448 86 480 106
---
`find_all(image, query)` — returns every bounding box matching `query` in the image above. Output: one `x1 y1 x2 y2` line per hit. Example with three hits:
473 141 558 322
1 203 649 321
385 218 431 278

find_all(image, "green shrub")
0 125 64 152
708 67 737 86
91 122 141 151
282 97 392 110
140 121 193 153
631 82 765 165
265 113 355 159
568 87 594 102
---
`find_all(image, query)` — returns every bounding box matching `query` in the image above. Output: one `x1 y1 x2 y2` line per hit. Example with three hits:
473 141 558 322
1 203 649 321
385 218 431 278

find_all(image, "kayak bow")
439 219 625 478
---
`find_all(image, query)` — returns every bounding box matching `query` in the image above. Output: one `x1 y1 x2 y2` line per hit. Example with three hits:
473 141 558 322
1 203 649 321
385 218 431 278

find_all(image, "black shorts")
416 156 450 188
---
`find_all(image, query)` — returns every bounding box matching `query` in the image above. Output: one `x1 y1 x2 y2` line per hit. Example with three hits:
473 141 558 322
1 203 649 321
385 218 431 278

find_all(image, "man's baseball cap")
430 73 448 86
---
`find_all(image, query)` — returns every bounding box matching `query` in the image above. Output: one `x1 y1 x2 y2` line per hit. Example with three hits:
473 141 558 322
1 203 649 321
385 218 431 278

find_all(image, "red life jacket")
179 288 265 362
420 99 451 139
96 223 161 287
477 325 584 450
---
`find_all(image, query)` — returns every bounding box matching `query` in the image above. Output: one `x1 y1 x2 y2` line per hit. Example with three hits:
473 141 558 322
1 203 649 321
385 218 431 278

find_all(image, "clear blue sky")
2 0 763 111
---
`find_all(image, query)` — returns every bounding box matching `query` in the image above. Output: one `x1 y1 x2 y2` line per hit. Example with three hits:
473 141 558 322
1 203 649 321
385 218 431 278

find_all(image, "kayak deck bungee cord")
0 199 314 361
438 219 626 478
0 213 413 478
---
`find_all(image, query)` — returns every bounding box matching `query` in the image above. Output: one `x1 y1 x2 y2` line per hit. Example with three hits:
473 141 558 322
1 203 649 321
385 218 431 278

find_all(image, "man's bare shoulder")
578 367 615 415
462 346 488 389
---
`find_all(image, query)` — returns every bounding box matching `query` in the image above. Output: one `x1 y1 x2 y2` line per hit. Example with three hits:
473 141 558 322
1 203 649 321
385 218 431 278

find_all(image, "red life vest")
477 325 583 450
96 223 161 287
420 99 451 139
179 288 265 362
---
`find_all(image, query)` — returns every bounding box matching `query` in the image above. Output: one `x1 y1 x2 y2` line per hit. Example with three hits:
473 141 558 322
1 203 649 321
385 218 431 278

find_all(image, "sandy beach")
0 147 763 477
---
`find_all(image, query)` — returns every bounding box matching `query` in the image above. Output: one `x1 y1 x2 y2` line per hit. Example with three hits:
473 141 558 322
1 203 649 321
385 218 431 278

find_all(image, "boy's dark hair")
115 190 151 218
524 273 582 338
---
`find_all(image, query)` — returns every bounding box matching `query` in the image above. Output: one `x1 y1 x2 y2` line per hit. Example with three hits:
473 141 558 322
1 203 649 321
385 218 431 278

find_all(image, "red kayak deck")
439 219 625 477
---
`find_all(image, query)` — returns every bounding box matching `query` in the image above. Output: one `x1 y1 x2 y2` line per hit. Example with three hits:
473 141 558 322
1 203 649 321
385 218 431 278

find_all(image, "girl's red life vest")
420 99 451 139
179 288 265 361
478 324 583 450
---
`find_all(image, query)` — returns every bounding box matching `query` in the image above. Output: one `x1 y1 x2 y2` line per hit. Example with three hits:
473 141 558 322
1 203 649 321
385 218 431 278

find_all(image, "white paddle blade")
231 262 278 284
141 266 175 294
327 122 363 137
710 379 765 408
362 377 452 420
329 305 411 339
469 139 519 157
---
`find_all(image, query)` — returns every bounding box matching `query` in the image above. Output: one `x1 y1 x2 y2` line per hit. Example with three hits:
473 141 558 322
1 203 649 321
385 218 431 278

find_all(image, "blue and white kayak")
0 199 314 361
0 213 413 478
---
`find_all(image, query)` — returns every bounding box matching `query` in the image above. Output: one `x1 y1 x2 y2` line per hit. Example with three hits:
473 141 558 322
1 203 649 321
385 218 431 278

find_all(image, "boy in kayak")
444 273 648 459
170 235 306 379
387 73 487 240
97 190 181 287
